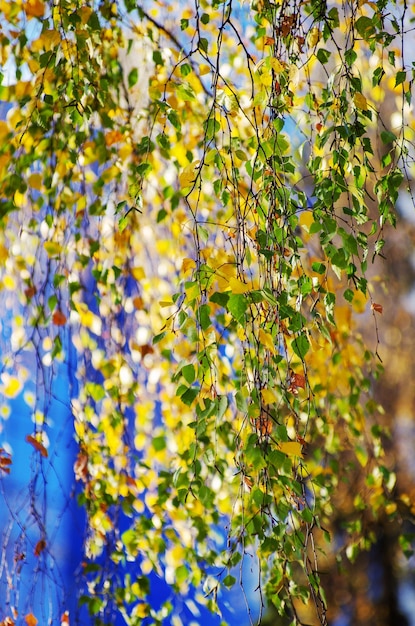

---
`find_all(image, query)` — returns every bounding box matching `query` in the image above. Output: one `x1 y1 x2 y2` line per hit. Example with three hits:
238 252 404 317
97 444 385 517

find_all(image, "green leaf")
198 304 211 330
210 291 229 307
344 48 357 66
153 436 166 451
87 11 100 30
372 66 385 87
343 289 354 303
180 386 199 406
180 63 192 77
395 71 406 87
128 68 138 88
153 331 166 345
311 262 326 275
199 37 208 53
291 334 310 360
176 83 196 102
227 293 247 325
222 575 236 588
235 390 247 412
218 395 228 419
118 216 128 232
246 446 267 470
355 16 376 40
182 364 196 384
316 49 331 64
301 507 314 523
153 50 163 65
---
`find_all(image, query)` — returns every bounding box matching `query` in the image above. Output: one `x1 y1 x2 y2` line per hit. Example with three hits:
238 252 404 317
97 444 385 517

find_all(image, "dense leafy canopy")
0 0 414 624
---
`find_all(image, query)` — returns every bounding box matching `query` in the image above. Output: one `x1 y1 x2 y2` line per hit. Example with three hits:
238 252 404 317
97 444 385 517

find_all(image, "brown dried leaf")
24 614 38 626
254 413 273 435
371 302 383 314
25 435 48 458
34 539 46 557
243 475 253 491
52 310 67 326
74 450 88 483
0 449 12 474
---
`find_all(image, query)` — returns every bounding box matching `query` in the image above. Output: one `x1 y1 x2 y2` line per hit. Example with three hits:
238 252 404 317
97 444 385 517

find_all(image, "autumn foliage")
0 0 414 624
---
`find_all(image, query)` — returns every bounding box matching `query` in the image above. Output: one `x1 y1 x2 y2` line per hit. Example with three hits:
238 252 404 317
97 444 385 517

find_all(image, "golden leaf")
270 57 284 73
131 266 145 280
182 257 196 273
261 388 276 404
279 441 303 458
353 92 368 111
44 241 62 258
2 375 22 399
24 0 45 18
308 27 321 47
258 328 276 354
228 276 249 294
179 161 200 189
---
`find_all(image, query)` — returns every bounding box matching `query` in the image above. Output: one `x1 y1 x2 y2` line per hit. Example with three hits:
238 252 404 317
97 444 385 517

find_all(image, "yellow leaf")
24 0 45 18
261 388 276 404
182 257 196 273
0 155 8 177
0 121 10 142
205 149 217 165
2 375 22 399
219 263 235 278
353 92 368 111
308 27 321 47
41 29 61 49
258 328 276 354
299 210 314 230
14 190 26 208
74 302 102 335
78 5 93 23
119 143 133 160
131 266 145 280
279 441 303 457
385 502 397 515
0 244 8 264
15 81 33 101
3 275 16 290
260 72 272 87
179 165 197 189
102 164 120 182
270 57 284 73
351 290 368 313
228 276 249 294
134 603 150 618
32 29 60 51
28 173 43 190
44 241 62 258
185 281 199 300
355 445 368 467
